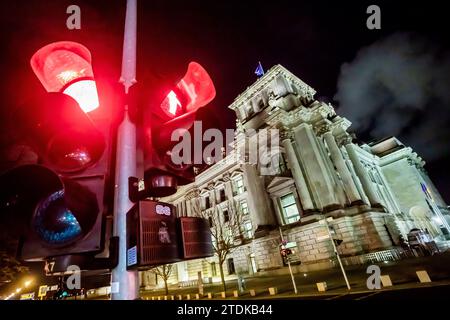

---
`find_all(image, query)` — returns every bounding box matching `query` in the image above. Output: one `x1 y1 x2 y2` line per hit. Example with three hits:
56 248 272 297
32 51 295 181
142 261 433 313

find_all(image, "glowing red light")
161 90 182 116
30 41 99 113
159 62 216 118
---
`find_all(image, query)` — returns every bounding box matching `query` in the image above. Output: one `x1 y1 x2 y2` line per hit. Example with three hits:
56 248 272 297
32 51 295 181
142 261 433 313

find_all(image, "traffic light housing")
139 61 216 199
0 41 114 268
126 200 213 270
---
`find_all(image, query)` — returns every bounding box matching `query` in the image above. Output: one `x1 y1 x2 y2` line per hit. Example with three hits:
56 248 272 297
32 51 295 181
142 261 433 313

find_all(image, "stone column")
224 180 234 200
323 132 363 205
190 197 200 217
345 143 383 207
270 196 284 225
242 164 275 230
282 138 315 212
293 123 340 211
316 136 347 206
209 190 216 207
186 198 192 216
180 200 186 216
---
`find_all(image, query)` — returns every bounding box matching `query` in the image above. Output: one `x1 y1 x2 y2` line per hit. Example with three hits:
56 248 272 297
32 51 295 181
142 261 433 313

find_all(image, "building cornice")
228 64 316 111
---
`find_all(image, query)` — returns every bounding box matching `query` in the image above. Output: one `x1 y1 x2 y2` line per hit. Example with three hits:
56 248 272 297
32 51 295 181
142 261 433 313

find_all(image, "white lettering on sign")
155 204 171 216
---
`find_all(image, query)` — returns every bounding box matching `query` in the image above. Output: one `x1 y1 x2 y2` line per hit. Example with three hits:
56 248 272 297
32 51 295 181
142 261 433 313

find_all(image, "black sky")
0 0 449 202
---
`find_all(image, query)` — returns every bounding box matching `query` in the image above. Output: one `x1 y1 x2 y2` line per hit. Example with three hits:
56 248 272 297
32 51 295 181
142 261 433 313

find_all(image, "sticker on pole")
127 246 137 267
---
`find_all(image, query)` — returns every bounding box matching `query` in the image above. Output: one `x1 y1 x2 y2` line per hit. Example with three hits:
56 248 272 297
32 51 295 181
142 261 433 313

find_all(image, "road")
141 253 450 300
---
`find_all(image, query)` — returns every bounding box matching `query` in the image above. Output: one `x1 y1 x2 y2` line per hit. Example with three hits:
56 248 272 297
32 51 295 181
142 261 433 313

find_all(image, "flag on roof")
255 61 264 77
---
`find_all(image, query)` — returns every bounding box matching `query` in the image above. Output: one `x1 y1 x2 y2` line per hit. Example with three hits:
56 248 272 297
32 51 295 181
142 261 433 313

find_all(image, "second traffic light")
138 61 216 199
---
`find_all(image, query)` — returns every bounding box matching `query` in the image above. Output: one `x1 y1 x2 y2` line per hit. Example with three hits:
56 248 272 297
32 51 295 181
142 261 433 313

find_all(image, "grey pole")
111 0 138 300
323 217 351 290
278 227 298 294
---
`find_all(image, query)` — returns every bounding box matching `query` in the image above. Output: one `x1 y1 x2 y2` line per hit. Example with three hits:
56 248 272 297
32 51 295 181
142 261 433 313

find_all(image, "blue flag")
255 61 264 77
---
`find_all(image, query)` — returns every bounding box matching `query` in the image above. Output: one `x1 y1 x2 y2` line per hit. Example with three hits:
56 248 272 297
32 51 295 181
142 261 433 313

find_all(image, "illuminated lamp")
30 41 99 113
159 62 216 119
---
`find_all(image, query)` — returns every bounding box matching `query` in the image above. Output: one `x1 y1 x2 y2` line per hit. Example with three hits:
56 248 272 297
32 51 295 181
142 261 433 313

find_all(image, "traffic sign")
38 285 48 297
20 292 35 300
316 235 331 241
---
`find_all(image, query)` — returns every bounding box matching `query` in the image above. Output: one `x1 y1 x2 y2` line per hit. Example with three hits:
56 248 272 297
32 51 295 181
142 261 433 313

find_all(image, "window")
258 99 265 110
240 200 249 215
227 258 236 275
219 189 226 202
280 193 300 224
244 221 253 239
223 209 229 222
234 176 245 195
204 196 210 209
208 216 213 227
211 262 217 277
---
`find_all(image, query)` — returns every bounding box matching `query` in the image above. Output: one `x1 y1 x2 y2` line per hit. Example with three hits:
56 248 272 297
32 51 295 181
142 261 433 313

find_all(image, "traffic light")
0 41 115 270
280 248 292 257
126 200 213 269
138 61 216 198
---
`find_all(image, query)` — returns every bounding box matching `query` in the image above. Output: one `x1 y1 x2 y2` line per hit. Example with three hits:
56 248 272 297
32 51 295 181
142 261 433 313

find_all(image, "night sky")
0 1 449 197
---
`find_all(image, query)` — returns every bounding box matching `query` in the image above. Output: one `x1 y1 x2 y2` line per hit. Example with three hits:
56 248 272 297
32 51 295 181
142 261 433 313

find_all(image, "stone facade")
140 65 450 287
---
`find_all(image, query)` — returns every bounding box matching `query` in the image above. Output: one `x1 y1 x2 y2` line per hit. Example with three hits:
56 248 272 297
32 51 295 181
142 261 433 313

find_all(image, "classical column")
190 197 200 217
316 136 347 206
186 198 192 216
224 180 234 200
345 143 383 207
242 164 275 230
209 189 216 208
293 123 340 211
282 137 315 212
323 132 363 205
271 196 285 225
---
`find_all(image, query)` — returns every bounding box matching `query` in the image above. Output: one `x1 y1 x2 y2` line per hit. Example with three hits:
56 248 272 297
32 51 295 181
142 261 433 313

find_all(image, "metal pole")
111 0 138 300
324 218 351 290
278 227 298 294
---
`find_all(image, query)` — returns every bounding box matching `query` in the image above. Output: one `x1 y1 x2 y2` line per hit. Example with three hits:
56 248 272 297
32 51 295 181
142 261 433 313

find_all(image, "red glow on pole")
159 62 216 118
30 41 100 113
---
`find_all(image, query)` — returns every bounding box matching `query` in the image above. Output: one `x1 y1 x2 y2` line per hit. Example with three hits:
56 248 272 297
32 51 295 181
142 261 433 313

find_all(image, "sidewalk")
140 252 450 299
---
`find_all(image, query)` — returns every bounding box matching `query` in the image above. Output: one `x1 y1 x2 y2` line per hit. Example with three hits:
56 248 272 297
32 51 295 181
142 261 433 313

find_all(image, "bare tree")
150 264 173 295
196 197 246 292
0 235 29 287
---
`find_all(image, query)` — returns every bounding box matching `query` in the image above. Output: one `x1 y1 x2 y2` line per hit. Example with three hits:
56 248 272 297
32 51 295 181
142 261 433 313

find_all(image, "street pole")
323 217 351 290
278 227 298 294
111 0 138 300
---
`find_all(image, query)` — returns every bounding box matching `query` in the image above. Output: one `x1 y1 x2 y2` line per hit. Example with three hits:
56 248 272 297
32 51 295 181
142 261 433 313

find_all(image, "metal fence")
364 249 403 264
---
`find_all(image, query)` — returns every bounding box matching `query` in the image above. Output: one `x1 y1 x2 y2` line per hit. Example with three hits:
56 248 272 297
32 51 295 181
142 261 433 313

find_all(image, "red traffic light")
156 62 216 120
140 62 216 198
21 92 106 173
30 41 100 113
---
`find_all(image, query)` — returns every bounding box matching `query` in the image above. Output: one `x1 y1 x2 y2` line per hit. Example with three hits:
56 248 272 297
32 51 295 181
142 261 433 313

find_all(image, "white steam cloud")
334 33 450 161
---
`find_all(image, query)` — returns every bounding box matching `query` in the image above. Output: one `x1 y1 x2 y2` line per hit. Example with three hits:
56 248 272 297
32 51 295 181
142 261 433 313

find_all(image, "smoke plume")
334 33 450 161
